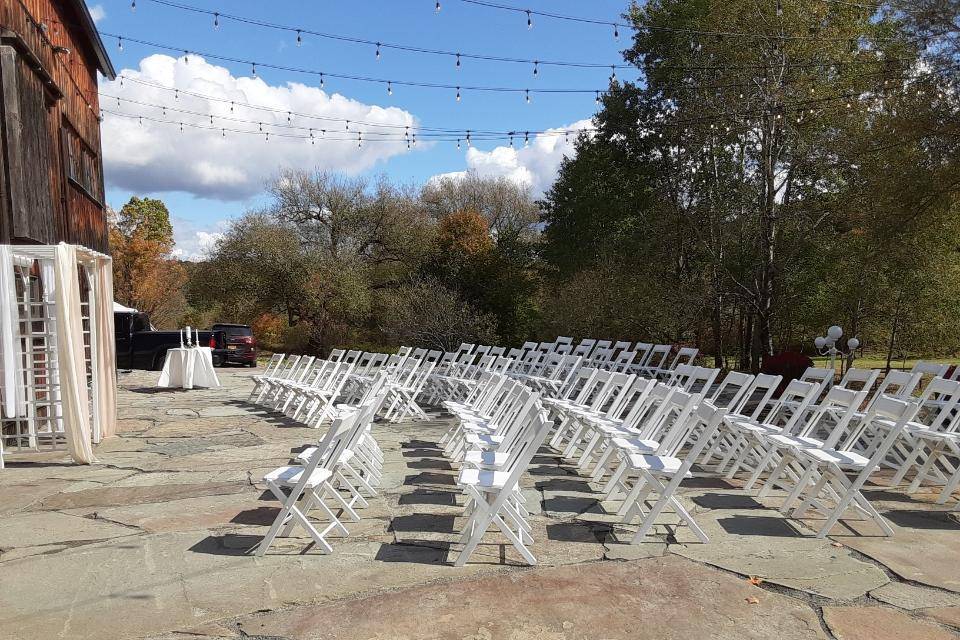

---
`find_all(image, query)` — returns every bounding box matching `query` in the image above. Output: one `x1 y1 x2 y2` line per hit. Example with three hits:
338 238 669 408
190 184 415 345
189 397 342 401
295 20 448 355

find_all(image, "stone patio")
1 368 959 639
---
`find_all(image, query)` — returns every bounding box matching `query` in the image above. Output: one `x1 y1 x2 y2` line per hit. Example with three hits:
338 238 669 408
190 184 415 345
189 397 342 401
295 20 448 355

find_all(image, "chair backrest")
506 347 523 359
837 368 881 399
396 346 412 358
274 354 302 380
840 395 919 456
588 340 612 359
633 343 654 368
732 373 782 419
916 377 960 432
555 336 573 347
709 371 754 411
912 361 950 379
800 366 835 399
800 386 864 445
488 346 505 357
666 347 699 371
572 339 596 358
261 353 285 376
608 350 638 373
473 345 491 360
651 389 701 456
681 366 720 397
342 350 362 365
489 356 514 374
554 343 573 355
872 370 922 403
589 347 614 366
328 349 345 363
760 379 820 430
644 344 672 372
611 340 632 356
498 407 552 492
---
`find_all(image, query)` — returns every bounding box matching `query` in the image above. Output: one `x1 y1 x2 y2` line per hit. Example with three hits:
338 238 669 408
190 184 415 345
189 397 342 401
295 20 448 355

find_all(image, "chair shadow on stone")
716 515 801 537
403 472 457 487
374 541 452 564
398 489 459 506
188 534 262 556
691 493 764 510
230 506 280 526
389 513 458 534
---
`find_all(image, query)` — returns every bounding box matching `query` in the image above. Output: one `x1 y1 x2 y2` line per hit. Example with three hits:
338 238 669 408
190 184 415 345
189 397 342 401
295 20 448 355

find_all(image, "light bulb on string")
116 95 121 107
320 74 325 89
213 13 219 29
138 116 142 127
183 51 189 64
230 101 234 112
222 128 225 138
524 131 529 147
595 91 601 106
287 111 292 122
130 0 135 12
357 132 362 149
179 122 183 133
613 23 619 40
346 120 350 131
210 114 213 125
466 130 471 147
258 122 263 132
610 66 617 83
296 30 302 46
120 76 124 87
251 63 257 77
525 89 531 104
455 53 461 70
526 10 533 29
174 89 179 100
117 36 123 51
387 81 393 96
265 132 269 142
456 86 461 102
533 61 539 77
435 2 441 13
456 138 461 150
509 133 514 148
375 43 381 61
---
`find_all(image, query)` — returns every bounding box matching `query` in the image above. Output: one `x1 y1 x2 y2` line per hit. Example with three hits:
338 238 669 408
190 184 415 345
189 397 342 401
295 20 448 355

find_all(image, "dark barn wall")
0 0 109 253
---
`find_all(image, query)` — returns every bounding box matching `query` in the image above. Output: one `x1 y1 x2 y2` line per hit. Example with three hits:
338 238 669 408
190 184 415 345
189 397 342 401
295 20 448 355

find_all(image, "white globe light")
814 336 827 349
847 337 860 350
827 325 843 340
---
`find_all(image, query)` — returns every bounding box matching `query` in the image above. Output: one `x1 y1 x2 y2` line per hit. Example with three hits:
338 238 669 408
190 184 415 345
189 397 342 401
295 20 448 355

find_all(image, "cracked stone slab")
28 482 251 511
242 555 826 640
0 512 137 554
822 606 958 640
670 506 889 600
831 512 960 594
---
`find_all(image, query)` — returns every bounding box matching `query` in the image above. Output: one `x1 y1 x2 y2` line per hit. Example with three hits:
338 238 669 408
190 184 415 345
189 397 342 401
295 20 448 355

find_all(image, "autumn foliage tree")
110 197 188 328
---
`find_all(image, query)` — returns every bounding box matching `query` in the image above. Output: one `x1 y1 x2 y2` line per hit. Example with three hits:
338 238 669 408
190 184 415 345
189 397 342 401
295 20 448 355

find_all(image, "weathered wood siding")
0 0 109 253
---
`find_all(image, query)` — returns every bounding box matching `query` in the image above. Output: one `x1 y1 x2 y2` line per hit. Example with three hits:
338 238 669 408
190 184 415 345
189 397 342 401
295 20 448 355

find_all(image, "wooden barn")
0 0 116 468
0 0 114 253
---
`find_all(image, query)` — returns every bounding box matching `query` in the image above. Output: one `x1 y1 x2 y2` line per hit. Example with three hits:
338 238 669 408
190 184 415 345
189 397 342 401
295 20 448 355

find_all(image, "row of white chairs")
542 364 927 545
255 374 390 555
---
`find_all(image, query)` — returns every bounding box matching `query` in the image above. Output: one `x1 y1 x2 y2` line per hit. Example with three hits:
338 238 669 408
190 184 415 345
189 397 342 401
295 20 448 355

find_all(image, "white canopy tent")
0 243 118 468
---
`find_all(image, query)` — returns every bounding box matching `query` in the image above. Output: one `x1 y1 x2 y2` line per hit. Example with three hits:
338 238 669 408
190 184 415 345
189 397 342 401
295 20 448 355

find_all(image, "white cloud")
433 119 593 195
169 216 228 261
88 4 105 23
100 55 421 200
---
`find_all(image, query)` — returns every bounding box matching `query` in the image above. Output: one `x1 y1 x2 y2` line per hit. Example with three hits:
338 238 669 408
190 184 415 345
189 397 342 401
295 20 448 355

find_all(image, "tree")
110 197 187 328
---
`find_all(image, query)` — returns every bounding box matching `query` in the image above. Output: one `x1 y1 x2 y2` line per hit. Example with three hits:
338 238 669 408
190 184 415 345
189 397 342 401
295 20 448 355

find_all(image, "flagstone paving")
0 368 958 639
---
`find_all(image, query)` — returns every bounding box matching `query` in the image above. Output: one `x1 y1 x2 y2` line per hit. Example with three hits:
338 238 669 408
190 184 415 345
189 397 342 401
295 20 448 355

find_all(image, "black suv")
212 323 258 367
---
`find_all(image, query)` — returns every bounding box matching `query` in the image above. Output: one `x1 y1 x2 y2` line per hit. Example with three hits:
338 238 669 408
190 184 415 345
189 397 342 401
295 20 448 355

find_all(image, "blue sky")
91 1 631 257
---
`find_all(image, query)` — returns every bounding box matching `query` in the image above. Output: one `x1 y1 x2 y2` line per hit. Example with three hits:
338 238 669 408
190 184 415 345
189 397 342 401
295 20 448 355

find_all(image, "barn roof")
69 0 116 79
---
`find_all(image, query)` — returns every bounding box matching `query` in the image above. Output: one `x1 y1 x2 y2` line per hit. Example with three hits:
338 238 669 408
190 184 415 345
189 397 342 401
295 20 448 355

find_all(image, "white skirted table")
157 347 221 390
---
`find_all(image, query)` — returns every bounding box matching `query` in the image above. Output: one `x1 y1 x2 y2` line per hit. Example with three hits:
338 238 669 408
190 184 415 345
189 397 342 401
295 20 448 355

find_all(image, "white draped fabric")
94 258 118 440
53 244 96 464
0 246 23 419
158 347 221 390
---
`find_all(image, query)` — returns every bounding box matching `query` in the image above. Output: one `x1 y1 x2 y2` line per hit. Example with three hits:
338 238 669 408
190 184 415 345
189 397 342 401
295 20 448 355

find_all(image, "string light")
525 89 530 103
375 43 381 60
533 60 539 77
613 23 619 40
117 36 123 51
213 12 219 29
183 50 189 64
526 9 533 29
455 53 461 69
320 73 325 89
387 81 393 96
435 2 441 14
509 133 514 147
610 66 617 83
456 86 461 101
595 91 601 105
287 111 292 122
524 131 529 147
457 138 461 149
130 0 136 11
251 62 257 77
296 30 302 46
